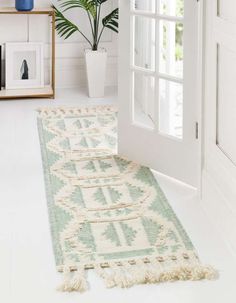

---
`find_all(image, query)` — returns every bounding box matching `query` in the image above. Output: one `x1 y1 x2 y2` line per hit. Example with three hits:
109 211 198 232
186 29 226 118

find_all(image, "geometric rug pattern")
37 106 216 292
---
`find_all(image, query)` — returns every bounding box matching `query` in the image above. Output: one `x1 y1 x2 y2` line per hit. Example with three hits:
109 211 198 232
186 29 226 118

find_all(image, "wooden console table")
0 7 55 99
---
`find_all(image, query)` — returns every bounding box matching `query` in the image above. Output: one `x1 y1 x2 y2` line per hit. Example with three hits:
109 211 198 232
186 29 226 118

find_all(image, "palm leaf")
53 6 79 39
92 0 107 4
53 1 119 48
59 0 96 18
102 8 119 33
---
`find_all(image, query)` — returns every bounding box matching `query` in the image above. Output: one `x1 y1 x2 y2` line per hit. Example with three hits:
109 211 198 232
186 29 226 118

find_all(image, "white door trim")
198 0 206 196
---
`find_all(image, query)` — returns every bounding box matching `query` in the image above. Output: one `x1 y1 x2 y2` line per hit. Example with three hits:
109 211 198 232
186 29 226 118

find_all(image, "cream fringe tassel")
37 105 118 118
57 257 217 292
57 266 88 293
95 262 217 289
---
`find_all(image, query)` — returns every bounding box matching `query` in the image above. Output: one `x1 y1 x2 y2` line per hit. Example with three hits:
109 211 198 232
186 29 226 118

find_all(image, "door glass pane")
132 0 156 13
134 16 155 71
159 79 183 138
159 20 183 78
159 0 184 17
133 72 155 129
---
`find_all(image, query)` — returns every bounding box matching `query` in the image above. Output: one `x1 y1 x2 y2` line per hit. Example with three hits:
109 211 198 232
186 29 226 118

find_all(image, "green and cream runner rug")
37 106 216 292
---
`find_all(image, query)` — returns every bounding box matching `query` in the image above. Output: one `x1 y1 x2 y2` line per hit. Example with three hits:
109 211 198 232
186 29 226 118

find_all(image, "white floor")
0 87 236 303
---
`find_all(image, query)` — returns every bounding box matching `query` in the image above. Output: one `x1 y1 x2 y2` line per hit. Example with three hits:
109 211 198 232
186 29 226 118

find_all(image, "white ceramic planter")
85 48 107 98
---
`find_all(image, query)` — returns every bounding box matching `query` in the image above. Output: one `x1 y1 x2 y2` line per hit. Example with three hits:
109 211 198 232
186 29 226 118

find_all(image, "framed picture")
5 42 44 89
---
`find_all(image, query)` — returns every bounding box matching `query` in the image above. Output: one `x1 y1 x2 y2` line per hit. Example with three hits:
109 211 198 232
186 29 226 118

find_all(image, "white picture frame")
5 42 44 89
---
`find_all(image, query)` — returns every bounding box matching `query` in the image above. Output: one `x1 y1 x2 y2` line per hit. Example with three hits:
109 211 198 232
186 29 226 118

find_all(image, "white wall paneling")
217 0 236 22
202 0 236 257
0 0 118 88
216 44 236 164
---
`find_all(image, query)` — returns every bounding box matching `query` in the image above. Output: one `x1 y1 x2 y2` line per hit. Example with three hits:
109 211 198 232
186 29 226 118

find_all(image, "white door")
118 0 200 186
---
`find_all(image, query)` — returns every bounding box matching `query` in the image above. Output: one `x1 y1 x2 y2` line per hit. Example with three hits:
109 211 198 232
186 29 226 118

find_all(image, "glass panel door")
118 0 199 186
131 0 184 138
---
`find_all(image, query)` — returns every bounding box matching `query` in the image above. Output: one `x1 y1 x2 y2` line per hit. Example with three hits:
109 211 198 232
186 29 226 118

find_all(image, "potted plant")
53 1 118 98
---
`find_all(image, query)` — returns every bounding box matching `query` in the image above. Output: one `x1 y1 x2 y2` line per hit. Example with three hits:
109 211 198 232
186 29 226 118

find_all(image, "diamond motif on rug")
37 106 217 292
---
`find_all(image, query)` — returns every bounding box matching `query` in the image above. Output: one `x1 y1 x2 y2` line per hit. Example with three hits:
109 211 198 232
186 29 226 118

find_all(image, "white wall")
0 0 118 88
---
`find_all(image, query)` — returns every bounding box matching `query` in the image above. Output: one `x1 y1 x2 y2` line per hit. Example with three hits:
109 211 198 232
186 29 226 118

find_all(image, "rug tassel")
57 261 217 292
95 260 218 289
57 266 88 292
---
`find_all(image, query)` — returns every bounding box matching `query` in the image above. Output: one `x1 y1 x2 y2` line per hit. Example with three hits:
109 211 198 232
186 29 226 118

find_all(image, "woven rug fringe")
57 267 88 293
95 262 217 289
58 258 217 292
37 105 118 118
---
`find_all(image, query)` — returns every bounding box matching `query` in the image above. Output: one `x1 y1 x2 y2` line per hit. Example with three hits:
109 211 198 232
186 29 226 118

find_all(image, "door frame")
198 0 205 195
118 0 205 191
